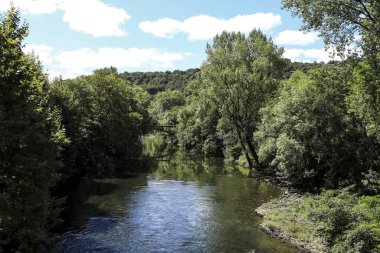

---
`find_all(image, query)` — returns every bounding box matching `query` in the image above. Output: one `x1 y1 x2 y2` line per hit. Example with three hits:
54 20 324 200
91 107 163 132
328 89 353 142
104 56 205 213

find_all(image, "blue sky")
1 0 338 79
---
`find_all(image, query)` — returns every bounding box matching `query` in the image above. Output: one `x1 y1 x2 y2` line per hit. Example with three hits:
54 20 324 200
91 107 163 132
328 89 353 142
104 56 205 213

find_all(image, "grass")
256 194 327 253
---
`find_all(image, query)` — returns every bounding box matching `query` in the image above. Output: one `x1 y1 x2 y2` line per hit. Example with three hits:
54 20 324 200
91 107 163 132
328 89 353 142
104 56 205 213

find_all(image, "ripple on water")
54 176 298 253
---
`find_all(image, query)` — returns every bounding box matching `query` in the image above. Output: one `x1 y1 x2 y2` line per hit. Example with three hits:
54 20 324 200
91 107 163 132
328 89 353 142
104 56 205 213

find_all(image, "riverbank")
255 189 380 253
255 193 326 253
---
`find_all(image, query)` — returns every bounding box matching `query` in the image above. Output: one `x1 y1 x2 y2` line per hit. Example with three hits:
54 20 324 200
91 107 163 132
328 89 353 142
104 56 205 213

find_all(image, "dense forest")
121 68 199 94
1 0 379 252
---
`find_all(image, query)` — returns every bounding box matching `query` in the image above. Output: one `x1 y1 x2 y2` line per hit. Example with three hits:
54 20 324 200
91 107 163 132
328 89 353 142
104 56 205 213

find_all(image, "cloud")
60 0 130 37
0 0 62 14
55 47 188 77
1 0 130 37
284 46 361 62
283 48 304 60
20 43 190 79
24 44 54 64
275 30 319 46
139 13 282 40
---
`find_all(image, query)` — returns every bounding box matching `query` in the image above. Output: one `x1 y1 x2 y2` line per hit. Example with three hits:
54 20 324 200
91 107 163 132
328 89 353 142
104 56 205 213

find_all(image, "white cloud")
55 47 188 77
275 30 319 46
139 18 182 39
60 0 130 37
283 48 304 60
0 0 62 14
284 46 361 62
24 44 54 64
20 43 190 79
0 0 130 37
139 13 282 40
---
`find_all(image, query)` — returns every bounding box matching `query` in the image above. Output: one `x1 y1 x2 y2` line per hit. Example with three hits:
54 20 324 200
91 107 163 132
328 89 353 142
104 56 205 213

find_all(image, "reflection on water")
54 138 297 253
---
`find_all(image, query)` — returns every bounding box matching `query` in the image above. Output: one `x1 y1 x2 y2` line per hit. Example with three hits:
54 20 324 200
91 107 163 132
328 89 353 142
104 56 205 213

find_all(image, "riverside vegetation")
1 1 379 252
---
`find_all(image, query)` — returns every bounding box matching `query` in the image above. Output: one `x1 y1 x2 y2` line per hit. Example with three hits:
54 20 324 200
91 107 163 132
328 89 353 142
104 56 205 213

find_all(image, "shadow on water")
57 176 148 232
54 136 299 253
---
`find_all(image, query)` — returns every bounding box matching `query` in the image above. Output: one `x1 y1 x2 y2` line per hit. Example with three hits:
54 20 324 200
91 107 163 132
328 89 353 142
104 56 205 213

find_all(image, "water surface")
55 140 297 253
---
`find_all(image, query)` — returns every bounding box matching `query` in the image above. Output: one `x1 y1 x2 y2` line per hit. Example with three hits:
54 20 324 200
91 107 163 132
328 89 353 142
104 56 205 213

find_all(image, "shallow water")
54 141 297 253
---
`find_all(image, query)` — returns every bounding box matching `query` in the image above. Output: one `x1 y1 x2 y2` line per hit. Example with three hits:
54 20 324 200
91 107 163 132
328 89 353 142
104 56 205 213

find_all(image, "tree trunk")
245 135 263 171
235 128 253 170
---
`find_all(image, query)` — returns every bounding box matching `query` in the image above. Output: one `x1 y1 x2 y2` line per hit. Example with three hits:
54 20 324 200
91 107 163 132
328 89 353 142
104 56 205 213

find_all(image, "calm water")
54 139 297 253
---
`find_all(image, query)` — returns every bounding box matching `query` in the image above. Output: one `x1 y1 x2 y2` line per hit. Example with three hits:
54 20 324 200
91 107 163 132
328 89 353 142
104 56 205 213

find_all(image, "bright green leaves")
49 68 152 178
202 30 287 170
348 60 380 140
305 190 379 253
149 90 185 144
255 65 380 189
282 0 379 59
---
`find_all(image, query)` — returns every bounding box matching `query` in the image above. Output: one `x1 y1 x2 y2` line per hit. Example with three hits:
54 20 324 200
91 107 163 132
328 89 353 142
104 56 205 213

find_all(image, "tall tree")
255 66 380 189
282 0 380 140
0 7 65 252
177 79 223 155
282 0 379 60
49 68 152 178
202 30 286 170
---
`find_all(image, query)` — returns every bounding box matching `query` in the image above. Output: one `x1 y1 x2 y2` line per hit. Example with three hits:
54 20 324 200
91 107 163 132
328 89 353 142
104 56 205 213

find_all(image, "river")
54 138 298 253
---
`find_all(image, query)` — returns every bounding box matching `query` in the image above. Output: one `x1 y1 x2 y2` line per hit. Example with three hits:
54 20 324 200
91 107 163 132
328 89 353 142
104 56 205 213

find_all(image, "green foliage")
49 68 152 178
0 7 65 252
282 0 380 60
283 0 380 157
260 191 380 253
257 195 326 252
348 60 380 140
176 79 223 155
202 29 287 169
306 190 380 253
149 90 185 143
121 69 199 94
255 66 380 188
361 170 380 195
149 89 185 119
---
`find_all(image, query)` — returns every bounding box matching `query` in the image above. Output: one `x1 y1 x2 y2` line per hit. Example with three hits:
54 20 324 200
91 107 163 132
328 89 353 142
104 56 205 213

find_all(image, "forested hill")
120 62 326 94
120 68 200 94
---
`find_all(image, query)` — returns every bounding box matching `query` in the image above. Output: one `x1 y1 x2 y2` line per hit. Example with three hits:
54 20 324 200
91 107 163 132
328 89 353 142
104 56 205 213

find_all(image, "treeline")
151 32 380 192
0 8 152 252
49 67 152 179
120 63 320 95
121 68 199 94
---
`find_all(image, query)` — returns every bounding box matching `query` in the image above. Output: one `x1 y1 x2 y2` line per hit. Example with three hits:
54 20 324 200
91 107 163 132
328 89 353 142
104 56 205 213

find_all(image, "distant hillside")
120 62 328 95
121 69 200 94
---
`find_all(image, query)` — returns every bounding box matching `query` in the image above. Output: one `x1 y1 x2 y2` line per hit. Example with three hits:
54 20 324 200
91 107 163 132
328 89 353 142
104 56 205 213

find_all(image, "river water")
54 138 297 253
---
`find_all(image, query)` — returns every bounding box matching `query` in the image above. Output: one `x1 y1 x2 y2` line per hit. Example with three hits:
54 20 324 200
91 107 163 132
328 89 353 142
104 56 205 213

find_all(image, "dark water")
54 138 297 253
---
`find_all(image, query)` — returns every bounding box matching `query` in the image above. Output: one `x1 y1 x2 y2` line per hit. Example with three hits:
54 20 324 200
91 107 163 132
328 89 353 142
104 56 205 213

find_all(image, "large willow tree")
202 30 287 170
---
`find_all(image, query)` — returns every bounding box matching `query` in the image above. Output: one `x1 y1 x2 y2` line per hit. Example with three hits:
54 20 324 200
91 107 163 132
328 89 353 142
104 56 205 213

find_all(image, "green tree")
306 190 379 253
149 90 185 143
255 67 379 188
176 79 223 155
121 69 199 94
49 68 152 177
202 30 287 170
347 60 380 141
282 0 380 142
48 76 95 179
0 7 65 252
282 0 379 59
